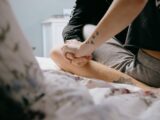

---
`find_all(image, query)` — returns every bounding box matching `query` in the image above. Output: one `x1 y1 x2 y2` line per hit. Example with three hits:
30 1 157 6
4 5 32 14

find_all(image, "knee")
50 48 69 71
50 48 61 62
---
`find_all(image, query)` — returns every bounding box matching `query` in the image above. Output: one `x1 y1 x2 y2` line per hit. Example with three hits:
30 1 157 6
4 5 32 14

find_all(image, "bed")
1 0 160 119
35 57 160 120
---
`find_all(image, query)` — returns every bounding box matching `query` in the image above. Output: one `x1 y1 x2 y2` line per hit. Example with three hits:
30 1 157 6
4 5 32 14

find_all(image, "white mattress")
36 57 60 70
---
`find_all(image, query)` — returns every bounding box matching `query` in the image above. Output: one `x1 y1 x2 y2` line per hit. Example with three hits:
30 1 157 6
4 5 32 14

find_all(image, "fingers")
71 57 89 67
66 53 92 61
61 42 92 67
67 53 90 67
84 55 92 60
65 53 75 62
62 44 76 54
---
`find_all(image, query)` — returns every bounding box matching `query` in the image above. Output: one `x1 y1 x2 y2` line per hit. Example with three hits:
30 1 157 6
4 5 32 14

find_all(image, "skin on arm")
51 47 155 91
72 0 148 57
63 39 92 66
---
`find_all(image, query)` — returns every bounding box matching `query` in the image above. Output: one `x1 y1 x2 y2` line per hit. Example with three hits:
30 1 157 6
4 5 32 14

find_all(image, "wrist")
78 41 95 56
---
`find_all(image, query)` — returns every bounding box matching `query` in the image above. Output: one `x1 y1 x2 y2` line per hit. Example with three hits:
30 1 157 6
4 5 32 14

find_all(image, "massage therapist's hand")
62 39 92 66
62 40 95 58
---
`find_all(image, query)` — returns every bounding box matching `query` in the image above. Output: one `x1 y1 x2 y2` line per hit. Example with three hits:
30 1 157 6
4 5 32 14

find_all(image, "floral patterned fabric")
0 1 93 119
41 70 160 120
0 0 45 119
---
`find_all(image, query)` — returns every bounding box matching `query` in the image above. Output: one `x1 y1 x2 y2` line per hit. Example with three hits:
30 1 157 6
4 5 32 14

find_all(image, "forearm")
83 61 156 91
79 0 148 55
52 48 153 91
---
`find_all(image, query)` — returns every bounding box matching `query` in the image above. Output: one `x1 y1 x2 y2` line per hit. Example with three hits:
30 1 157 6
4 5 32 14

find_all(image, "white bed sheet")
36 57 60 70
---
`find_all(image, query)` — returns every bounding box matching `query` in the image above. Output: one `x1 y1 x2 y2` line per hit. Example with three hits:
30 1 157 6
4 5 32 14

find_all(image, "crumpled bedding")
35 57 160 120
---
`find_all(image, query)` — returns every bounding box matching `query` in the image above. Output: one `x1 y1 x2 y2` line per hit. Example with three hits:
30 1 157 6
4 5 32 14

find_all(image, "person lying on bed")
51 0 160 90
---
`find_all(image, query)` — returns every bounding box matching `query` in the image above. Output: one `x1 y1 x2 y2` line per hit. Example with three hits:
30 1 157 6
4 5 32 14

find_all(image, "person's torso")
125 0 160 53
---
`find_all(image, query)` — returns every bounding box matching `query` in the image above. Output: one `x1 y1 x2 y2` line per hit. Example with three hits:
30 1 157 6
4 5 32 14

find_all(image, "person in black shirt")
62 0 127 44
51 0 160 90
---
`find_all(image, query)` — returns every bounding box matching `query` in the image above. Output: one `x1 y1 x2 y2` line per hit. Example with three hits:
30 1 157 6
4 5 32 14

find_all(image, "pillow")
0 1 45 119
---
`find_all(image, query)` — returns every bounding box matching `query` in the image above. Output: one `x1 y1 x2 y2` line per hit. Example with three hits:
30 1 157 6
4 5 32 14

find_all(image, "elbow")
50 48 71 71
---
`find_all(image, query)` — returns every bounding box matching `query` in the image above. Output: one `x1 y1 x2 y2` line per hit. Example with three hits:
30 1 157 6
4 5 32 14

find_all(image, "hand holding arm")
62 39 92 66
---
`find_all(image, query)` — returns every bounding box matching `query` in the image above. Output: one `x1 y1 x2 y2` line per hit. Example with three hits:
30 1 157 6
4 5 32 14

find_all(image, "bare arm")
62 0 103 42
76 0 148 57
51 47 155 91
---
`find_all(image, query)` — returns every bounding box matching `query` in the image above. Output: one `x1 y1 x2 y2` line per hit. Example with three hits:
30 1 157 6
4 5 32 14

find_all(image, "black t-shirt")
63 0 127 44
125 0 160 52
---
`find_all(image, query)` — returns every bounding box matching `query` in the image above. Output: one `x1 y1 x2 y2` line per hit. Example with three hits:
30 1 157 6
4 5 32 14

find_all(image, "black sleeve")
63 0 124 43
62 0 102 42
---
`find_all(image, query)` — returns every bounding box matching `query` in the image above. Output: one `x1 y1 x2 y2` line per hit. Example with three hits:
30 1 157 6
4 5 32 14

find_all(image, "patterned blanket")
32 69 160 120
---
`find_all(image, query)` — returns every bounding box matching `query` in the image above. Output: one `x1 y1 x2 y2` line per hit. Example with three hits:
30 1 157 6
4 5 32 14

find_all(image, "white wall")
9 0 75 56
